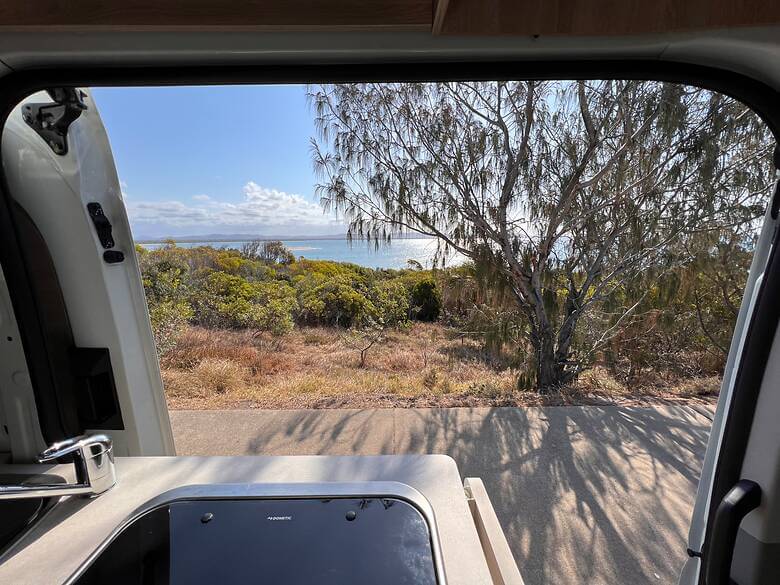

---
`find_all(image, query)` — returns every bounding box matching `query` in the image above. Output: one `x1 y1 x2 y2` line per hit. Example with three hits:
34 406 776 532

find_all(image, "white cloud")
127 181 342 236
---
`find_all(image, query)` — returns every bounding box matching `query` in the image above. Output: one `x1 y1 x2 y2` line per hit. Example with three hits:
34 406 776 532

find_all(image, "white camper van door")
680 150 780 585
1 88 174 457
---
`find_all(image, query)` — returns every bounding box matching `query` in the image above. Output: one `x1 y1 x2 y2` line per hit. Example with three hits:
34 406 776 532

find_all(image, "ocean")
138 238 465 269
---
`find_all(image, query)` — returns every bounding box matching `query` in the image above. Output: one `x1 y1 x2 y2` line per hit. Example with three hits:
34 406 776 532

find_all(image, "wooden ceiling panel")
0 0 432 30
0 0 777 35
436 0 780 36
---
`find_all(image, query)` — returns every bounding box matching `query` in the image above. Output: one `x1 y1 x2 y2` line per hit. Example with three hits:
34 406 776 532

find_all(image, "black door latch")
87 202 115 249
86 202 125 263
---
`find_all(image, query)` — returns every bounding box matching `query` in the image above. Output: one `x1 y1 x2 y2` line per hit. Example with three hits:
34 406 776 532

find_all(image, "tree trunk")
518 283 580 393
534 331 561 393
532 321 577 393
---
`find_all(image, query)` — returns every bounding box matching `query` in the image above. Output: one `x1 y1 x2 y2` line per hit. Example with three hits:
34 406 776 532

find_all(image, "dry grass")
162 324 720 410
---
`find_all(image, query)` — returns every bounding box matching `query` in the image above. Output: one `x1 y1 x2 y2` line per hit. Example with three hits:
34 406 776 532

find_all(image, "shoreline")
135 235 437 244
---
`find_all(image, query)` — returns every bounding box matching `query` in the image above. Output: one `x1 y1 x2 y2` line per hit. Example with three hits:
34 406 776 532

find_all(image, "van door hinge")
22 88 87 156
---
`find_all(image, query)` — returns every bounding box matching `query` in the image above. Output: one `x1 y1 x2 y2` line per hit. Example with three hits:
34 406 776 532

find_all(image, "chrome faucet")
0 434 116 500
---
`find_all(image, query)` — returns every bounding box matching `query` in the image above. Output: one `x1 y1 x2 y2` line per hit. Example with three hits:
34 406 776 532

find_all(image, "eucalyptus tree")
310 81 772 391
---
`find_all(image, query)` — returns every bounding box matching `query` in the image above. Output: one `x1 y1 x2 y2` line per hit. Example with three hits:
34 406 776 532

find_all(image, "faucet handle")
0 434 115 500
38 434 116 496
37 434 112 463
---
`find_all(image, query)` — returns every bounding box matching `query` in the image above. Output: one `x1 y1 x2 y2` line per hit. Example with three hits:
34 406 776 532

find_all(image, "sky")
91 85 344 239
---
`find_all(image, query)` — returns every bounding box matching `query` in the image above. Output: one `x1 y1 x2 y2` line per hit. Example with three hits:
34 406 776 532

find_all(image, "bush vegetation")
137 241 442 357
139 236 747 398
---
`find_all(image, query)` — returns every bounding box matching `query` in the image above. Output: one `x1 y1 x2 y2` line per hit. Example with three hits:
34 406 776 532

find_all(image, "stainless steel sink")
70 482 445 585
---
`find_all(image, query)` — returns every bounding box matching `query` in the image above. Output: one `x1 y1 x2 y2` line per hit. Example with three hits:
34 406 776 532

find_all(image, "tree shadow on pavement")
178 404 711 585
399 406 711 585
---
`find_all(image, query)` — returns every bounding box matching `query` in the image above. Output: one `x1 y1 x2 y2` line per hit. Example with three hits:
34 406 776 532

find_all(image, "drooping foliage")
310 80 773 391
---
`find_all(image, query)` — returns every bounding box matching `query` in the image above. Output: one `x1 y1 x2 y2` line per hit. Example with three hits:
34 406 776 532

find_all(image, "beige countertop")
0 454 493 585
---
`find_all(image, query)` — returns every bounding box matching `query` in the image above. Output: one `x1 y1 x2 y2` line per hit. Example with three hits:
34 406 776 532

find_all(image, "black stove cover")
74 497 438 585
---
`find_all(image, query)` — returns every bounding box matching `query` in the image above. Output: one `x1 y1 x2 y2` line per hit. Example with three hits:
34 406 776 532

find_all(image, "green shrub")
251 281 297 336
191 272 254 328
410 278 442 321
137 252 193 355
192 271 297 334
371 279 411 326
289 259 371 288
137 245 446 339
297 278 376 327
148 300 193 356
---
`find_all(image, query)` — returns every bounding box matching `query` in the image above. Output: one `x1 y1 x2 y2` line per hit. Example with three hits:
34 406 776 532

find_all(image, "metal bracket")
22 88 87 156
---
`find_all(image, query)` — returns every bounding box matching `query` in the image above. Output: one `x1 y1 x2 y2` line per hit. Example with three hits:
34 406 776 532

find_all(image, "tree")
242 239 295 265
339 318 386 368
240 239 261 259
311 81 772 391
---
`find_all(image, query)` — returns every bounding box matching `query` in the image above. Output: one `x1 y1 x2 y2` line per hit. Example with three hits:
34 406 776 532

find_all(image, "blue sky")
92 85 344 239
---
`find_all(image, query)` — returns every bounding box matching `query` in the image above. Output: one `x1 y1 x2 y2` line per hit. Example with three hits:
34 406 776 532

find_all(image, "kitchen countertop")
0 454 493 585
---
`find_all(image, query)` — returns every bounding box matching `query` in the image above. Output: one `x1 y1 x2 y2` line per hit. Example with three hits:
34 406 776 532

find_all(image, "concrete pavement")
170 405 714 585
